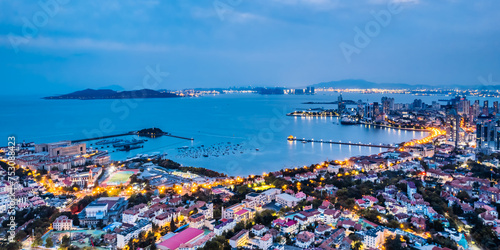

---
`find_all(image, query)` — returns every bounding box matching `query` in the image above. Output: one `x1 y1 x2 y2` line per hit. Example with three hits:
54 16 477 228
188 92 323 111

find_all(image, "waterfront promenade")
287 136 397 149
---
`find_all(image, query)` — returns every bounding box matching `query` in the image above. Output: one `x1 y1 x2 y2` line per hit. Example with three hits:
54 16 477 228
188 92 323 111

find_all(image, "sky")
1 0 499 95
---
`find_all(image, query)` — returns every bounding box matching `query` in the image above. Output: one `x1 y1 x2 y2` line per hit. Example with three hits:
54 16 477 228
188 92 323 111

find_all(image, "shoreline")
358 122 430 132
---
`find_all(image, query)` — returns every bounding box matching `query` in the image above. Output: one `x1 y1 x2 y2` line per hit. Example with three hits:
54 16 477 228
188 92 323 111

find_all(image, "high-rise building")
472 100 480 119
476 116 500 150
483 101 489 116
413 99 422 110
381 97 394 114
458 98 470 116
373 102 380 116
357 100 365 117
493 101 498 115
338 94 346 114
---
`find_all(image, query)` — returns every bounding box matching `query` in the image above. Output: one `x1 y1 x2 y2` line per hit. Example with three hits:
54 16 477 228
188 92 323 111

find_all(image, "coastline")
358 122 430 132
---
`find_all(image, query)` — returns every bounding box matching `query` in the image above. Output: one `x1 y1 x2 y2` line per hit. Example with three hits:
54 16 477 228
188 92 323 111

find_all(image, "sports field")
102 169 139 186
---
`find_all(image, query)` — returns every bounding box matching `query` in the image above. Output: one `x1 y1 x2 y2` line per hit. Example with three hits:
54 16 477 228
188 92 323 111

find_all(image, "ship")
95 138 123 145
117 144 143 151
339 116 358 125
113 139 146 147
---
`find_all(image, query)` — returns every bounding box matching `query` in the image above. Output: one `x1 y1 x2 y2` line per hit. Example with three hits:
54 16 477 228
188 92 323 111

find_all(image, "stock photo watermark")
339 0 413 63
478 74 499 87
6 136 18 243
8 0 70 53
213 0 243 21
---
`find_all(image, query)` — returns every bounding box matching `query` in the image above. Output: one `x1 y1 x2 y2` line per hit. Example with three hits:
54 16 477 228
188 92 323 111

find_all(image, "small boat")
118 145 143 151
113 139 146 147
255 148 260 151
96 138 122 145
340 116 358 125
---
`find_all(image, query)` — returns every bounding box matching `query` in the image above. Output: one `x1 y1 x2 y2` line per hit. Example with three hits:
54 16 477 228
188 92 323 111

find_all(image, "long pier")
72 130 194 143
288 137 396 149
72 132 134 143
164 134 194 141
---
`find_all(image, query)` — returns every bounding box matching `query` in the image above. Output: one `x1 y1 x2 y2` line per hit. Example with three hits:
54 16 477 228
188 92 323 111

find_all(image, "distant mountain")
311 79 433 89
310 79 500 90
98 85 125 91
44 88 179 100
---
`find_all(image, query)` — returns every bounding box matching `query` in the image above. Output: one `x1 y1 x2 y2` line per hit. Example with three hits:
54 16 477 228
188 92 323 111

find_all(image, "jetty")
164 134 194 141
72 132 134 143
287 136 397 149
72 128 194 143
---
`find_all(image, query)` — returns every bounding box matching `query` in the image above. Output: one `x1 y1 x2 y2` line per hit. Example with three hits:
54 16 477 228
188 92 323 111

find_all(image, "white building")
53 215 73 231
262 188 282 203
363 228 393 249
122 209 141 224
199 203 213 220
214 219 236 236
117 219 152 248
276 193 300 208
295 231 315 249
259 234 273 250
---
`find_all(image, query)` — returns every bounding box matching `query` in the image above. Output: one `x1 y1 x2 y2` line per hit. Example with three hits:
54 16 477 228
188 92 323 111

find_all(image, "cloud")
0 35 171 52
270 0 341 10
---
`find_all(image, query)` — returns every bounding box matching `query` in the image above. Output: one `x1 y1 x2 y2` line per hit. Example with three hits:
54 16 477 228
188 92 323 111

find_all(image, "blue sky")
1 0 499 95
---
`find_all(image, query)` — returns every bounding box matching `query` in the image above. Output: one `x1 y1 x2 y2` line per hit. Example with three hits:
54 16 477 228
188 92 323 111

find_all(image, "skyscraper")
483 101 489 116
381 97 394 114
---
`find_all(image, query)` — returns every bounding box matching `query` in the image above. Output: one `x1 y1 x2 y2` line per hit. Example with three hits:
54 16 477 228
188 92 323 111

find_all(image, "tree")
2 242 22 250
384 235 409 250
32 237 43 247
456 190 471 202
45 237 54 248
61 235 71 248
170 221 178 232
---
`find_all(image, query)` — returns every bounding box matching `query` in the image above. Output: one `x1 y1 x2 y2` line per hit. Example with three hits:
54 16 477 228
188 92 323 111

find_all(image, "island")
44 88 180 100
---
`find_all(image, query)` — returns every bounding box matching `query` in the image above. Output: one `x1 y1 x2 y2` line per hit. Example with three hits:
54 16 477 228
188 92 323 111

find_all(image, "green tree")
32 237 43 247
384 235 409 250
45 237 54 248
61 235 71 248
170 221 178 232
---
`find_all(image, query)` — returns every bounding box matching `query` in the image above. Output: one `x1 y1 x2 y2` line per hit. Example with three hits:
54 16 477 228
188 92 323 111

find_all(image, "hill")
44 88 179 100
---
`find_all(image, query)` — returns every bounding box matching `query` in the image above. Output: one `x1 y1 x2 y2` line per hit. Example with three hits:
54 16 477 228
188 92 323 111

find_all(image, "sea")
0 92 495 176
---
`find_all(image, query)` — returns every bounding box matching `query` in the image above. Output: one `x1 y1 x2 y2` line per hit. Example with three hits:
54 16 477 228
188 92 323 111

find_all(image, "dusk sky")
1 0 499 95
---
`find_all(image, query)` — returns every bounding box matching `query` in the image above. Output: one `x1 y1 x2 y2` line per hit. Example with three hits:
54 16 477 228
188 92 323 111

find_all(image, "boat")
113 139 146 147
255 148 260 151
118 145 143 151
340 116 358 125
96 138 123 145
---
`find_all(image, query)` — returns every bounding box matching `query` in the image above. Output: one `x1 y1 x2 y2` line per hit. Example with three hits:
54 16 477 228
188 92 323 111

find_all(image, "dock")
164 134 194 141
72 129 194 143
287 137 396 149
72 132 134 143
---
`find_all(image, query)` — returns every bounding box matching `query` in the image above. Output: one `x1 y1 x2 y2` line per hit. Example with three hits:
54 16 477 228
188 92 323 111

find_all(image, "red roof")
234 209 248 216
158 228 204 250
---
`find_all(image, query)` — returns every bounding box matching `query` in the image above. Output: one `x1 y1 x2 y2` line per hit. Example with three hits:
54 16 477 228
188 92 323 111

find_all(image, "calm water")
0 92 494 176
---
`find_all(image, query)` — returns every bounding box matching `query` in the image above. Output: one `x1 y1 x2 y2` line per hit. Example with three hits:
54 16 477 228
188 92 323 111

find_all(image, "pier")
72 128 194 143
287 136 397 149
164 134 194 141
72 132 134 143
